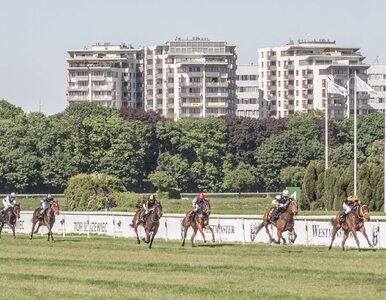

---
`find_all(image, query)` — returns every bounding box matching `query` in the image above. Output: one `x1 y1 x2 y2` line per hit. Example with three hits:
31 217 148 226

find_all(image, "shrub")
64 173 123 211
111 192 144 211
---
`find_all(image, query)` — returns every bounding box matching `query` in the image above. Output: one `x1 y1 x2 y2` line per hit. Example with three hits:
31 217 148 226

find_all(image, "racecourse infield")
0 234 385 300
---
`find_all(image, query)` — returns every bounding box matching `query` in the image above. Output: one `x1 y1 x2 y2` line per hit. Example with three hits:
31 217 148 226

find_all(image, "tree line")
0 100 384 210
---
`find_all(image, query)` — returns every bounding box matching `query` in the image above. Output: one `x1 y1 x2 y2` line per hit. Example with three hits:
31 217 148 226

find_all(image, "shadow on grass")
197 243 236 248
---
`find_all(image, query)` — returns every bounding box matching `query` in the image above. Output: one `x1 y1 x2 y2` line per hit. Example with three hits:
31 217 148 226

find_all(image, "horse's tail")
255 222 265 234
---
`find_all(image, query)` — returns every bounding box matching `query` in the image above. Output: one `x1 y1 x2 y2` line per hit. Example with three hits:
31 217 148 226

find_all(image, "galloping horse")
181 199 215 247
130 202 163 249
30 200 60 242
255 199 298 244
329 203 372 251
0 204 21 239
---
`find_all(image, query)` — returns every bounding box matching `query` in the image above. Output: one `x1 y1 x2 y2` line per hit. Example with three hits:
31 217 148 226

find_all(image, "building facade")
367 64 386 113
258 40 370 119
67 43 143 109
236 64 267 118
143 38 237 119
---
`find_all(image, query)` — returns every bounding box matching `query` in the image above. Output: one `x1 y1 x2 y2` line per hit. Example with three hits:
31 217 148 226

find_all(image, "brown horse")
255 199 298 244
329 203 372 251
181 199 215 247
0 204 21 239
130 202 163 249
30 200 60 242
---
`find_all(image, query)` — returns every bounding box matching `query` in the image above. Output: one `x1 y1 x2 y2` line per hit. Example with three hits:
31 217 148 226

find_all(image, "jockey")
141 194 156 222
1 192 16 215
272 190 289 221
38 194 54 218
189 192 205 222
340 195 356 224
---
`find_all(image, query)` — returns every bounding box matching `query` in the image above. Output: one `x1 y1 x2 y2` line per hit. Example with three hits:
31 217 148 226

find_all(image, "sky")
0 0 385 115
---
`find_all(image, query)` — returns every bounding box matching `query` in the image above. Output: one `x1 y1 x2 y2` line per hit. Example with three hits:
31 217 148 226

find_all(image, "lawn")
0 234 385 299
16 195 386 216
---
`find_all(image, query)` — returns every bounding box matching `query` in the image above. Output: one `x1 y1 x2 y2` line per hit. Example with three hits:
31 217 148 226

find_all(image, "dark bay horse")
130 202 163 249
329 203 372 251
0 204 21 239
30 200 60 242
255 199 298 244
181 199 215 247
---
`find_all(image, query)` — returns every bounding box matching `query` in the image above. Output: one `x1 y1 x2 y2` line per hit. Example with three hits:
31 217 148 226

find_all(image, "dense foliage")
0 100 384 210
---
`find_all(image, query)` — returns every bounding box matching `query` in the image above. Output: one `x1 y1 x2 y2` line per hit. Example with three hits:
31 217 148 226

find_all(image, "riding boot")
339 213 346 225
189 212 196 224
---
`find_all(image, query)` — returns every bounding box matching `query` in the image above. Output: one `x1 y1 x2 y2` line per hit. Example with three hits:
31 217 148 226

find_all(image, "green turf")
17 195 386 216
0 234 384 299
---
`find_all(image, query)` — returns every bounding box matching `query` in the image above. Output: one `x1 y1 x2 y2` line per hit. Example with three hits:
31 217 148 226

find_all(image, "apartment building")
67 43 143 109
258 40 370 119
367 64 386 113
236 64 267 118
144 37 237 119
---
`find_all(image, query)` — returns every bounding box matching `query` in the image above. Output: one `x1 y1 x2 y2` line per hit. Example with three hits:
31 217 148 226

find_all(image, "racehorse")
30 200 60 242
329 203 372 251
254 199 298 244
181 199 215 247
0 204 21 239
130 202 163 249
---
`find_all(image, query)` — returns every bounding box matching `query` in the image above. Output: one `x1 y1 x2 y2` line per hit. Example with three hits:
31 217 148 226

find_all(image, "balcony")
180 102 202 108
168 93 174 99
155 83 163 89
287 95 295 100
269 65 277 71
156 73 163 79
91 75 106 81
167 82 174 88
188 72 203 77
303 73 314 80
268 94 277 101
288 74 295 80
146 74 153 80
92 85 115 91
206 82 228 87
156 104 163 110
180 82 202 88
167 103 174 109
73 75 89 81
205 72 220 77
268 85 277 91
286 64 294 70
146 94 154 100
156 94 163 99
206 92 229 97
307 94 314 100
67 86 89 91
67 95 88 101
92 96 114 101
287 84 294 90
207 102 228 108
180 92 201 98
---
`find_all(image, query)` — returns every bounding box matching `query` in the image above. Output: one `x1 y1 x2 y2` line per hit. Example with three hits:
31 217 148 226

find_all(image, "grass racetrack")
0 234 385 299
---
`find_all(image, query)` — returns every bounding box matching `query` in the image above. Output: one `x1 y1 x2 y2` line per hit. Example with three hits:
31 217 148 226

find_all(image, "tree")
280 166 306 188
223 162 256 197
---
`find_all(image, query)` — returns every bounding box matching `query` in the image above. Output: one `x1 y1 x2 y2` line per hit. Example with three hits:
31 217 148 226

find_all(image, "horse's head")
50 200 60 216
202 199 211 215
154 203 163 219
358 203 370 221
288 199 298 215
12 204 21 219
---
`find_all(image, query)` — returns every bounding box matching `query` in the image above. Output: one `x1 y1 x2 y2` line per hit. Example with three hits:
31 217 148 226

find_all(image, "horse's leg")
0 222 3 239
291 229 297 243
133 225 140 244
264 224 275 243
30 218 37 240
191 227 198 247
143 227 151 244
11 224 16 239
181 220 189 247
206 225 215 243
351 229 360 251
149 226 158 249
341 230 349 251
328 223 339 250
276 228 283 245
197 224 206 243
359 226 373 248
34 222 41 234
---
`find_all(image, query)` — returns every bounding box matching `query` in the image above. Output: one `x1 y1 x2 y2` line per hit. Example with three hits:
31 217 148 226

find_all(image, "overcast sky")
0 0 385 115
